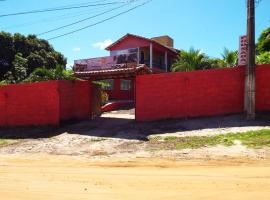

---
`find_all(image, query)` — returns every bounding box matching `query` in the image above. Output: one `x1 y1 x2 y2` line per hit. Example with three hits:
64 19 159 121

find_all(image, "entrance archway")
75 63 151 120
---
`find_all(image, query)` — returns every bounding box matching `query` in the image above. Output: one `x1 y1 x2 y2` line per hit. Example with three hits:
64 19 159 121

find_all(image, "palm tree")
221 48 238 67
172 48 210 72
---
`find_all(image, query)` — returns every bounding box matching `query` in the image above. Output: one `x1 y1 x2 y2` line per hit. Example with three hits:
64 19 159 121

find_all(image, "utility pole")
244 0 256 119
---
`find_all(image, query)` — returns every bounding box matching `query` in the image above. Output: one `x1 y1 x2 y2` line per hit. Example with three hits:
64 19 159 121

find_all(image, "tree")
256 51 270 64
257 26 270 53
26 52 45 74
44 54 57 69
208 58 226 69
0 32 14 78
12 53 28 83
221 48 238 67
172 48 211 72
0 31 67 81
13 33 27 57
2 53 28 84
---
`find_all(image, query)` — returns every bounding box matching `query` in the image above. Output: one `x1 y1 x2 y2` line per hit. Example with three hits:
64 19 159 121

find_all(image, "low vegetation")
24 65 77 83
0 65 78 85
0 139 8 146
149 129 270 150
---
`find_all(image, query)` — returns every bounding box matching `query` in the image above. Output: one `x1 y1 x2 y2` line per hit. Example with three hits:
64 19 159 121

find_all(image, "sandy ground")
0 110 270 160
0 155 270 200
1 110 270 199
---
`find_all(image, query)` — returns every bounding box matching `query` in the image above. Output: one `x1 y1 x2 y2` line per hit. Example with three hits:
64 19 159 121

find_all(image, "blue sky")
0 0 269 67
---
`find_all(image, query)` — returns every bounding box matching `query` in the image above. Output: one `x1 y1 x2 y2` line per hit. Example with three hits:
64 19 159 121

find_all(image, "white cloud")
73 47 81 52
92 39 113 50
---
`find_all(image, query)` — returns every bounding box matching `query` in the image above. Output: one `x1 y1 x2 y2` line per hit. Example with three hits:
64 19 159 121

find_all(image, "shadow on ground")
1 108 270 141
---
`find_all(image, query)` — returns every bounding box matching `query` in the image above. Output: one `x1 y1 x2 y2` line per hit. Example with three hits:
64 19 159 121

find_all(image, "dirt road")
0 155 270 200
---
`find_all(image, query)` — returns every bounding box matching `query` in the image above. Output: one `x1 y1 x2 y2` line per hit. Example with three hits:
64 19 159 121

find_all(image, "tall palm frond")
221 48 238 67
172 47 210 72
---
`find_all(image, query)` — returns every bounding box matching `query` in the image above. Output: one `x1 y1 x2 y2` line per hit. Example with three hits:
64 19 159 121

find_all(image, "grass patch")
149 129 270 150
0 139 8 146
91 138 107 142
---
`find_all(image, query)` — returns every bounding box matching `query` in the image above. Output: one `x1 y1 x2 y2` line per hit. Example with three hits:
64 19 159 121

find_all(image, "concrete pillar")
150 43 153 69
137 47 140 65
165 51 168 72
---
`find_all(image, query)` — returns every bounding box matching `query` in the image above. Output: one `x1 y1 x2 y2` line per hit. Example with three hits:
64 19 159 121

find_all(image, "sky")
0 0 269 67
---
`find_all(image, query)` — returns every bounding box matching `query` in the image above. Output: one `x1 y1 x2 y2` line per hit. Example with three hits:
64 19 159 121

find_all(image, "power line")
0 1 126 18
47 0 109 8
47 0 151 40
38 2 135 36
1 4 115 30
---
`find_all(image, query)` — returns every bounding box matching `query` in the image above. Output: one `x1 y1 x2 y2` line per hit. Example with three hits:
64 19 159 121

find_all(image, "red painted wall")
0 87 6 126
0 81 60 126
108 35 177 57
105 78 135 100
136 65 270 121
59 80 91 121
109 36 150 51
256 65 270 111
136 67 246 121
0 80 92 127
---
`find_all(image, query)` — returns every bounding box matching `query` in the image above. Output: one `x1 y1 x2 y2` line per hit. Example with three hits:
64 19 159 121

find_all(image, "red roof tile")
74 64 151 80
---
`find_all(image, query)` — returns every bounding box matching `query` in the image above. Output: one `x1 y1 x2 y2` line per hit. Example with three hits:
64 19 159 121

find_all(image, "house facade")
74 34 179 100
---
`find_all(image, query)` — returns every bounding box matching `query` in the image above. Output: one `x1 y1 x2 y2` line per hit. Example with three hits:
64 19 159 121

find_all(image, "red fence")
0 80 92 127
136 65 270 121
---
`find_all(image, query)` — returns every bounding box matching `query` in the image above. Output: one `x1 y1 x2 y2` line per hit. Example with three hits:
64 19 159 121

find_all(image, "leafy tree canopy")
257 26 270 53
0 32 67 81
256 51 270 64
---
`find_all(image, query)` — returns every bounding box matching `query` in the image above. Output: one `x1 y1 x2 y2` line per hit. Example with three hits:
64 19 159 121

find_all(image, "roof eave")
105 33 178 55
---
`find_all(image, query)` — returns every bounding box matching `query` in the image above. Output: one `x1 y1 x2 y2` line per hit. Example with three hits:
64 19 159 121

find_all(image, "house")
74 33 179 100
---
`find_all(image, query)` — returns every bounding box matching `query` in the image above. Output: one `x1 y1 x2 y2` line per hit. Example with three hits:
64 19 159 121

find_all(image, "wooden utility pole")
244 0 256 119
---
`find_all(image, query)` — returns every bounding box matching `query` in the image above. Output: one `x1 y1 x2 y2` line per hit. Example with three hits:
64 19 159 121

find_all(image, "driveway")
0 109 270 160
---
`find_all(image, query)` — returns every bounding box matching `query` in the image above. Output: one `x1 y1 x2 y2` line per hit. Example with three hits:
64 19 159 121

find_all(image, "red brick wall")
256 65 270 111
59 80 91 121
74 81 91 119
136 67 247 121
59 81 74 121
0 80 92 127
0 81 60 126
0 87 7 126
136 65 270 121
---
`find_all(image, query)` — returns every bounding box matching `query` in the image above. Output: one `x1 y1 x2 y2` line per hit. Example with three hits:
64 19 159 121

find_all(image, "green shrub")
101 91 109 105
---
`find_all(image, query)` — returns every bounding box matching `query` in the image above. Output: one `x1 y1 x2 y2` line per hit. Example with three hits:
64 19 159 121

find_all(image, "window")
120 79 132 91
101 79 114 90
